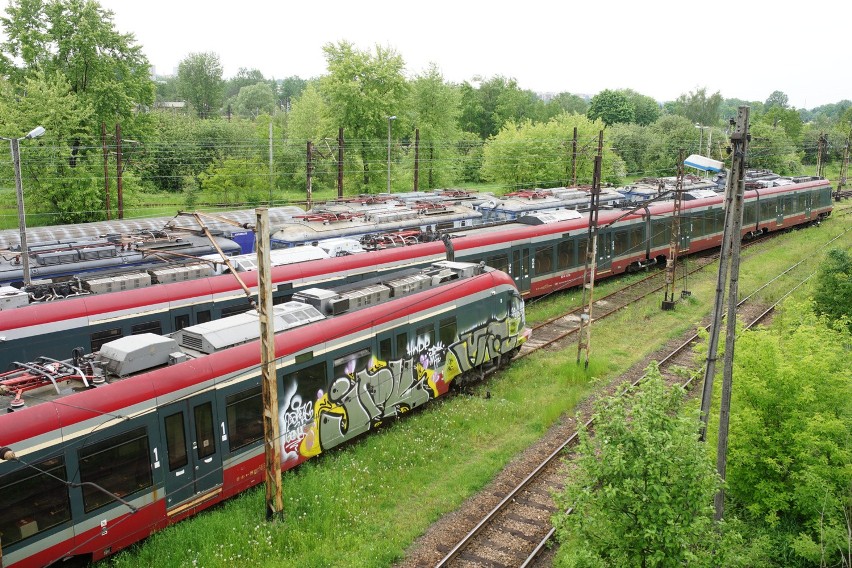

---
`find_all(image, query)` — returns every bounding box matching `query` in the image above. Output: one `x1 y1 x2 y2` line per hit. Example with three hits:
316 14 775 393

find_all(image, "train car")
476 186 625 222
270 202 483 248
0 205 305 255
0 229 242 287
0 261 529 567
0 178 833 372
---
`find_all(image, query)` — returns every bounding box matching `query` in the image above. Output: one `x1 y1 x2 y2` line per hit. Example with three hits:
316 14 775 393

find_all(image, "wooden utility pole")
576 131 604 368
101 123 111 220
699 108 751 445
115 123 124 219
816 132 826 179
413 128 420 192
838 132 849 196
306 141 313 210
256 208 284 522
571 126 578 186
662 150 686 310
337 127 344 198
714 106 750 522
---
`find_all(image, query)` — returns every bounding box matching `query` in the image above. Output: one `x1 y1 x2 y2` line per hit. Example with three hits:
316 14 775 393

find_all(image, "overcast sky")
4 0 850 109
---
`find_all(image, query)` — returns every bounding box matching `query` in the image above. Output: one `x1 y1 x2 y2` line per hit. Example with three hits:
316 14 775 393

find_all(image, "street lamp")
1 125 45 287
694 123 712 157
387 115 396 193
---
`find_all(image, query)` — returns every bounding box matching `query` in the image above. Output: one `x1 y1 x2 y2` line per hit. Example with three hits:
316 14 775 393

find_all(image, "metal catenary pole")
256 208 284 521
662 150 686 310
715 106 750 522
576 131 603 368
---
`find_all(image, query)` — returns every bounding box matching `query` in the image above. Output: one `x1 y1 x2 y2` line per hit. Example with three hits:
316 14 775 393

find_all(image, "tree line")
1 0 851 225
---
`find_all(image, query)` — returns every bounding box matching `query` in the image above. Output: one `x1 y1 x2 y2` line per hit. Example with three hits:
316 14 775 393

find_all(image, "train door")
679 214 692 251
510 246 531 293
158 392 224 510
596 231 612 272
802 192 812 220
776 196 787 226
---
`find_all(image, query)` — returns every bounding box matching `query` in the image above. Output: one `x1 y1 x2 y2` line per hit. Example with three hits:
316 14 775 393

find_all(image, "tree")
726 300 852 565
669 87 723 127
481 113 619 188
764 90 789 110
224 67 266 100
458 75 540 139
552 368 724 567
544 92 589 118
812 248 852 331
319 41 408 191
277 75 308 111
405 63 463 189
587 89 635 126
761 106 804 142
747 122 802 175
178 51 224 118
234 82 276 118
1 0 154 136
620 89 660 126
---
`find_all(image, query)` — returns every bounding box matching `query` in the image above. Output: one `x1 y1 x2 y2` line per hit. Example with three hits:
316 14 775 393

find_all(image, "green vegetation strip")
108 214 851 568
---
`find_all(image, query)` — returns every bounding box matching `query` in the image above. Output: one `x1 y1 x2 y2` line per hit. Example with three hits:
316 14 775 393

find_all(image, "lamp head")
388 115 396 120
25 126 45 139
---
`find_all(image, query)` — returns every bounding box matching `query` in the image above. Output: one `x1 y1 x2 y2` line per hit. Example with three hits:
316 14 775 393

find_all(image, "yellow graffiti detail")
443 351 462 384
416 362 439 398
298 423 322 458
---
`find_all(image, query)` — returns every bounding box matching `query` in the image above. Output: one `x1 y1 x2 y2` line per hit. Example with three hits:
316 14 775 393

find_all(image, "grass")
100 204 851 567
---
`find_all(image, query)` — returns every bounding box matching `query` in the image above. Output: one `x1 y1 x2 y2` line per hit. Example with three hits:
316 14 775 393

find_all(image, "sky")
3 0 851 109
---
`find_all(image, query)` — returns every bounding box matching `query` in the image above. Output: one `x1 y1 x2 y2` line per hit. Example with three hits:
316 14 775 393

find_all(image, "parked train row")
0 260 530 567
0 178 833 373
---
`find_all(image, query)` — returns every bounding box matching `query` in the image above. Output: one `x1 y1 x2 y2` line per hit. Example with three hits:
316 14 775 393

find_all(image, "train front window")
0 455 71 545
79 427 152 512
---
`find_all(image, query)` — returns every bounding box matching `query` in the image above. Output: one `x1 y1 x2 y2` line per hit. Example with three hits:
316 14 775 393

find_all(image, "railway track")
417 227 849 568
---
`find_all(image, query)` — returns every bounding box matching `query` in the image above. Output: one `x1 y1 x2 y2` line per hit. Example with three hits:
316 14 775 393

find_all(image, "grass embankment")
107 209 851 568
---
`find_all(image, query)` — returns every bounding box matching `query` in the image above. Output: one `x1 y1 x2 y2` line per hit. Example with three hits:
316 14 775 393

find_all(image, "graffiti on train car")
280 312 523 461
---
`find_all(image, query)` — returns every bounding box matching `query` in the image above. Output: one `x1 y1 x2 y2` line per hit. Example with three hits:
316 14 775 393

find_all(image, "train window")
744 203 756 225
333 348 371 379
557 240 572 269
439 317 457 346
576 238 588 267
797 194 808 210
629 226 644 251
194 403 216 460
174 314 190 331
163 412 188 471
760 200 774 220
651 221 669 247
436 222 454 231
613 230 628 256
197 310 212 324
415 324 435 351
379 338 393 362
396 332 408 359
90 327 122 352
0 455 71 546
131 320 163 335
79 427 152 513
226 386 263 452
489 254 509 273
534 246 553 275
221 302 252 318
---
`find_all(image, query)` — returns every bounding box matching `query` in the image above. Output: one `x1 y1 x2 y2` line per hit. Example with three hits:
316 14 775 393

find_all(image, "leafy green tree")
669 87 723 127
1 0 154 136
544 92 589 118
404 63 463 189
620 89 660 126
812 248 852 330
198 155 268 206
284 83 336 194
552 368 724 568
764 90 789 109
761 106 804 142
587 89 634 126
459 75 540 139
608 122 656 177
748 122 802 174
224 67 266 100
319 41 408 191
726 300 852 565
234 82 276 118
481 113 616 188
277 75 308 111
178 51 224 118
155 75 181 103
